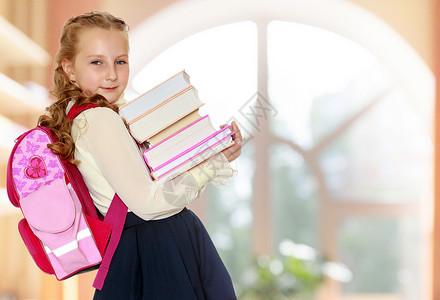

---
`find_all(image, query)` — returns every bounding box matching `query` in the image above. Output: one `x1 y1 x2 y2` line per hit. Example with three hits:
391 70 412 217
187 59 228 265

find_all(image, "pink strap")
93 194 127 290
66 102 128 289
67 103 99 120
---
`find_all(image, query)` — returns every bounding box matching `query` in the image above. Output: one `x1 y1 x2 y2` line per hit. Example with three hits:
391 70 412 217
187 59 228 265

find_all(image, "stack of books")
119 70 235 183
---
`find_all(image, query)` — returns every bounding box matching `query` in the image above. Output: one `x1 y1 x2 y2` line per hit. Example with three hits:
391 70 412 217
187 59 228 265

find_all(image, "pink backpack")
6 104 127 290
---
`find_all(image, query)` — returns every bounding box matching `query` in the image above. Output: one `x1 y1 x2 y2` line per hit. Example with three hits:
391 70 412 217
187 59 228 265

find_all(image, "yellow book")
148 110 201 146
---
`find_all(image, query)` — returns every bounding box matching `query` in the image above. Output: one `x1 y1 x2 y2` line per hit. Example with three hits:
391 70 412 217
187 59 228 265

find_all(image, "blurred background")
0 0 439 299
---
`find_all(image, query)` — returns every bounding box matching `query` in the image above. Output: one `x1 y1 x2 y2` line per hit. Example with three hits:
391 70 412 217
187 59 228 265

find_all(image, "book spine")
149 125 232 171
152 132 234 174
131 102 205 143
144 115 209 153
148 110 202 146
127 86 195 125
152 134 234 180
118 69 187 110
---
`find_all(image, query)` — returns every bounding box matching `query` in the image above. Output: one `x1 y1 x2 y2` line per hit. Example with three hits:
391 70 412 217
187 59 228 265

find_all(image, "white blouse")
70 104 235 221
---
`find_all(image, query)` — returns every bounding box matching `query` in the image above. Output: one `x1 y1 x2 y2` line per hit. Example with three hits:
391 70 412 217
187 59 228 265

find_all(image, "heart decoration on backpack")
24 156 47 179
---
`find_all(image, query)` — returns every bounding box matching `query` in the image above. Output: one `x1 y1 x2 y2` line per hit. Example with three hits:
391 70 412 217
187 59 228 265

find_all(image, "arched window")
127 1 434 298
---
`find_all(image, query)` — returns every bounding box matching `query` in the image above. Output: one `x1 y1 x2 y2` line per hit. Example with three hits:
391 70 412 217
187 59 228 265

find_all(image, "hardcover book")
148 110 202 147
144 118 231 170
123 86 204 143
119 70 191 123
150 131 235 183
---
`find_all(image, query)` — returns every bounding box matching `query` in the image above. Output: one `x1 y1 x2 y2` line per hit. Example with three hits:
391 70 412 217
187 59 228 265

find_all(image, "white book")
126 86 204 143
119 70 191 123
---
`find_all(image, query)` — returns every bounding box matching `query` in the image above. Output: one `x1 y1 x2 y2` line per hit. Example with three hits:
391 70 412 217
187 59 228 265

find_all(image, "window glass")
270 143 319 250
132 21 258 128
206 142 255 285
318 90 433 202
267 21 391 148
267 20 431 299
339 217 421 297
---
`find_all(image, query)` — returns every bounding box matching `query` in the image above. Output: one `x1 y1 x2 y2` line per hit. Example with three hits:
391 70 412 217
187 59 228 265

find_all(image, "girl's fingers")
220 121 243 162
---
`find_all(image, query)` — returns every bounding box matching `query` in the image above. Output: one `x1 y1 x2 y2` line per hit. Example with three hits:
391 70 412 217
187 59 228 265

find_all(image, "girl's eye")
91 61 102 65
115 60 126 65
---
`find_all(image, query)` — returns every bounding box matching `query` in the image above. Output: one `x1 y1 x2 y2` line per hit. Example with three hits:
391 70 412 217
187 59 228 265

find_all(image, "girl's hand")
221 121 242 162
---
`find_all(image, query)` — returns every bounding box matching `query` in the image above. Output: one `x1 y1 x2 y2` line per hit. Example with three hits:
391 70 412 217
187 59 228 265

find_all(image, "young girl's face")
63 28 129 104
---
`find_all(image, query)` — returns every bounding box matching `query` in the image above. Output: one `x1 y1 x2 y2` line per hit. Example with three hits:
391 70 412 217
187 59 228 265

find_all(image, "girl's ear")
61 58 75 81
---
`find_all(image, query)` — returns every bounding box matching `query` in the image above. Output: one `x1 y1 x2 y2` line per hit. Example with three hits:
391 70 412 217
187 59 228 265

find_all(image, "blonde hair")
39 11 129 163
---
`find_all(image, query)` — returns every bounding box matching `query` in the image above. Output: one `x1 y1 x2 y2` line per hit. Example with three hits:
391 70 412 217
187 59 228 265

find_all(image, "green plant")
238 240 351 300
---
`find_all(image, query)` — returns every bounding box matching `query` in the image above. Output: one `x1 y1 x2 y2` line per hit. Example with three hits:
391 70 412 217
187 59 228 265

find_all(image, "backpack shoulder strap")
67 102 128 290
67 103 99 120
93 194 127 290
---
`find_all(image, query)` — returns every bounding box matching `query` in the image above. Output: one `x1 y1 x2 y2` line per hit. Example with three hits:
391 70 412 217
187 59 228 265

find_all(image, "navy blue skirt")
93 208 237 300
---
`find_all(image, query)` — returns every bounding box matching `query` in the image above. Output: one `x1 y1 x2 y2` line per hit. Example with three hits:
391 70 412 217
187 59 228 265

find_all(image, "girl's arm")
73 107 235 220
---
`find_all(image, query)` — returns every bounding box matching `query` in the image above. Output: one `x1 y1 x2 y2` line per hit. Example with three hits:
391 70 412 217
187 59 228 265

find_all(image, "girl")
39 11 242 300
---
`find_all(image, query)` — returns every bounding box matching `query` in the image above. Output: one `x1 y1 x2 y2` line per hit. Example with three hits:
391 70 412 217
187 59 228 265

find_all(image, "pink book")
144 115 214 168
145 125 233 172
151 133 235 183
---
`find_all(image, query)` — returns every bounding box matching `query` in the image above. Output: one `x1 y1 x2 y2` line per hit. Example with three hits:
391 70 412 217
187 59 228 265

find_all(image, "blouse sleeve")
73 107 235 220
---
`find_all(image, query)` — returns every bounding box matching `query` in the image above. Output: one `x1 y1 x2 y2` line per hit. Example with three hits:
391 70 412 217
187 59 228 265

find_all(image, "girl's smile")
101 86 118 91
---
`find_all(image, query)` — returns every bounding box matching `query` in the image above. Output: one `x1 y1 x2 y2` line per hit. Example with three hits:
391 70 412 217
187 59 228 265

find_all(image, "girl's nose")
105 65 117 81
